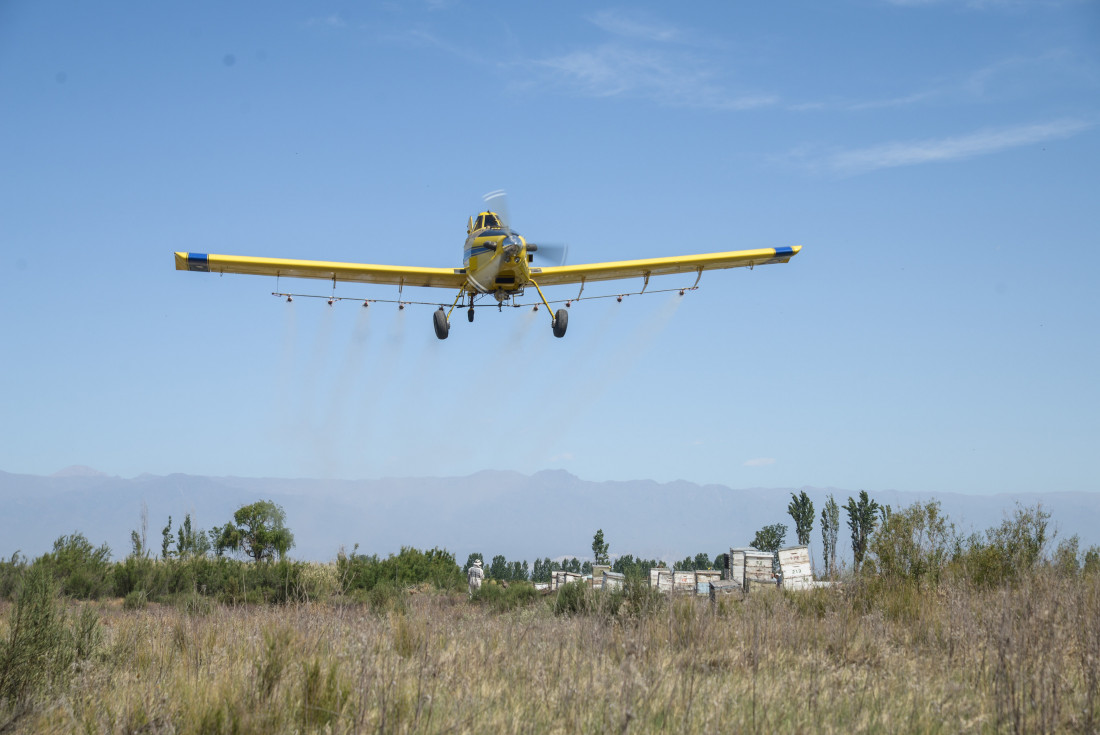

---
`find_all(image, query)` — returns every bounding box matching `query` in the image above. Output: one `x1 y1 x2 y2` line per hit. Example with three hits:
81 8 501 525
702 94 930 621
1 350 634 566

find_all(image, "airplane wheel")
433 308 449 340
468 307 475 323
552 308 568 338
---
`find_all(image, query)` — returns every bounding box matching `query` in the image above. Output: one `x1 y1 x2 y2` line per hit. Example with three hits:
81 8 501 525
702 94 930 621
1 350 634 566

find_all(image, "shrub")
0 566 74 707
33 533 113 600
952 503 1051 588
337 546 463 594
1052 535 1081 576
123 589 148 611
0 553 27 601
1085 546 1100 576
618 576 664 619
471 581 540 612
553 580 590 616
867 499 954 590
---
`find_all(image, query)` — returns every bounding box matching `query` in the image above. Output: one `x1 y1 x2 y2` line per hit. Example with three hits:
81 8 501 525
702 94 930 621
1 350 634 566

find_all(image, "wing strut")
692 267 704 289
529 279 556 326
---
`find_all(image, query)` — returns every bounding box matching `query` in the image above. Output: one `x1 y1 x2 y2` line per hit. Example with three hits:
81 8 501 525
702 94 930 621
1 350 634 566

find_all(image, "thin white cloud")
537 43 776 111
587 9 682 43
530 9 776 111
305 15 347 29
744 458 776 467
825 118 1094 174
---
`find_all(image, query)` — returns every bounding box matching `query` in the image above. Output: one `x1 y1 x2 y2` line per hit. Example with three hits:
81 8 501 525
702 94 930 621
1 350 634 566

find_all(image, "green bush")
471 581 540 612
0 553 27 601
123 589 148 611
0 566 75 707
553 580 591 616
619 576 664 618
33 533 113 600
1085 546 1100 575
867 499 954 590
951 503 1051 588
337 546 463 594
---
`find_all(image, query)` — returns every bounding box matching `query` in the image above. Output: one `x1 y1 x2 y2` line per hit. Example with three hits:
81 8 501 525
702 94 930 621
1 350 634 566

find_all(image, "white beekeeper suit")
467 559 484 596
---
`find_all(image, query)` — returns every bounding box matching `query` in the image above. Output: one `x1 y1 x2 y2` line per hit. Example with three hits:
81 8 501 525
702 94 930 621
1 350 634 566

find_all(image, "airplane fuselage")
463 213 533 301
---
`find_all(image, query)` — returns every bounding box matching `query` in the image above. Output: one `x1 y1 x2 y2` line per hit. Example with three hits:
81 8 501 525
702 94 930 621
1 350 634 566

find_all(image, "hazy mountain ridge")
1 468 1097 565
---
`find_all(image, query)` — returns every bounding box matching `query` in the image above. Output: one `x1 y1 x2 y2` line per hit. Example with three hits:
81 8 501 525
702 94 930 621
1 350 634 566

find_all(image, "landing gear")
552 308 568 338
467 307 475 323
433 308 449 340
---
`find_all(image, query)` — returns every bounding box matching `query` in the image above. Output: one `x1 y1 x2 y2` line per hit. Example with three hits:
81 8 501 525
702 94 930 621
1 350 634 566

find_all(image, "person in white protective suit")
467 558 484 596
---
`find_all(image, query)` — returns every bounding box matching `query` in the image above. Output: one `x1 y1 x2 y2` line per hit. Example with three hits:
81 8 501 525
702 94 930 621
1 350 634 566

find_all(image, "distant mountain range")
2 467 1098 566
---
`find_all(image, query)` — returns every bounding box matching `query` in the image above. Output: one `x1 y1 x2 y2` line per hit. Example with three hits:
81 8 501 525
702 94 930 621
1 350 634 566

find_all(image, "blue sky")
1 1 1097 496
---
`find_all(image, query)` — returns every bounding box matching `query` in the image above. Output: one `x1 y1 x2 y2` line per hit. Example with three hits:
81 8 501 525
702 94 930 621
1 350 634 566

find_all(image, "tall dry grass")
1 569 1098 733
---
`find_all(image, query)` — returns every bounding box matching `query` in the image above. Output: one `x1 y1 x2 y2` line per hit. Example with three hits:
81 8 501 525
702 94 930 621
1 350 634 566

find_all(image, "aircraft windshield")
477 213 501 230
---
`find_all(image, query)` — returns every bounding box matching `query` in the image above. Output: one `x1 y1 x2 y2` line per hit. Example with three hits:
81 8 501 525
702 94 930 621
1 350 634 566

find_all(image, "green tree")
213 500 295 562
787 491 814 545
844 491 880 571
693 552 711 570
161 516 175 561
532 557 553 583
487 554 508 580
592 529 609 565
34 533 113 599
821 495 840 577
175 513 210 559
868 499 954 589
751 523 787 554
1084 546 1100 575
954 503 1052 588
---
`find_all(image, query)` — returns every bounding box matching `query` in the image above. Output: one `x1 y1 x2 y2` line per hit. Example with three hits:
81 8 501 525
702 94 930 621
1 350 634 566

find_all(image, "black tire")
433 308 449 340
467 307 475 323
552 308 568 338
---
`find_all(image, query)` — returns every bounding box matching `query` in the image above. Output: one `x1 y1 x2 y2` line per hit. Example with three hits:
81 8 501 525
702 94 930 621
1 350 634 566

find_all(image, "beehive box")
778 545 814 590
695 569 722 596
709 579 741 603
673 570 696 593
650 568 673 593
602 571 625 591
727 547 753 588
744 550 775 590
591 565 611 589
550 570 583 590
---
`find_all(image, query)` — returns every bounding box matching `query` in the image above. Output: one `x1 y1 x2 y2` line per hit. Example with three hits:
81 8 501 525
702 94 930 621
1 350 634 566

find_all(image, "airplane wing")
174 252 466 289
528 246 801 287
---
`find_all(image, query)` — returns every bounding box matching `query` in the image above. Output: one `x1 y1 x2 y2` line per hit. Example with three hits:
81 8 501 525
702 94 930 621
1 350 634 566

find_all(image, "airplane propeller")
526 241 569 267
482 190 569 267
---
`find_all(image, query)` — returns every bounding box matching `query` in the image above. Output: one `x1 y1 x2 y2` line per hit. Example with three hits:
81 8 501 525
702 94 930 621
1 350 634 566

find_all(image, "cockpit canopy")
469 211 503 233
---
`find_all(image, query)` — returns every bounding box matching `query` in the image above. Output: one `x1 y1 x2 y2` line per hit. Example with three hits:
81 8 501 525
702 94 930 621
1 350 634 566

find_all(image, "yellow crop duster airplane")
174 198 801 339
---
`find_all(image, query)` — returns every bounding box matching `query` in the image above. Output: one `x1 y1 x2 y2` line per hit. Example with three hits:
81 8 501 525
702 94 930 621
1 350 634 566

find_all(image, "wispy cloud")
305 15 347 29
822 118 1094 175
538 45 775 110
532 10 777 111
744 458 776 467
587 9 683 43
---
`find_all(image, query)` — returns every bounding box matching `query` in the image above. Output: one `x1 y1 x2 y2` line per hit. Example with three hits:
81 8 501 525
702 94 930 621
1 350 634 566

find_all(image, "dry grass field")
2 570 1098 734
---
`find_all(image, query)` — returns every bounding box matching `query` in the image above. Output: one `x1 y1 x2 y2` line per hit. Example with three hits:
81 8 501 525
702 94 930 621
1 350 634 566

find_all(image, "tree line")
3 497 1098 608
